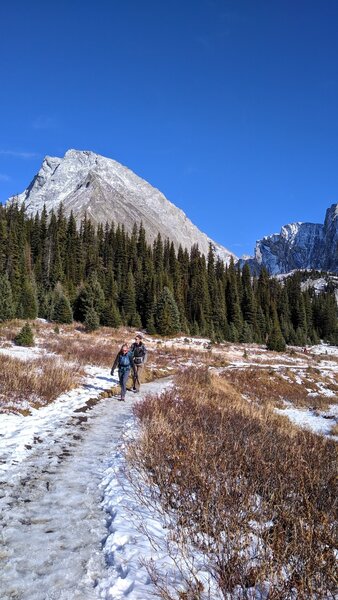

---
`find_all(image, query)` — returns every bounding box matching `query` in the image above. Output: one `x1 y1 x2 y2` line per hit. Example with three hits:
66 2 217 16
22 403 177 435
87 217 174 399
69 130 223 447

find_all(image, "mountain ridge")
7 148 338 274
8 149 235 264
243 204 338 274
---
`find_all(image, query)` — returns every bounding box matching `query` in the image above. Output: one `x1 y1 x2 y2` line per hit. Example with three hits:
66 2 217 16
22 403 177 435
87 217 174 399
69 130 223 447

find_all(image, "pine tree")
146 312 157 334
121 270 137 325
0 218 8 273
241 263 256 326
73 285 92 322
226 258 242 332
18 277 38 319
84 306 100 332
14 323 35 346
87 273 105 321
228 322 239 342
102 300 121 327
267 311 286 352
153 233 164 273
0 274 15 321
155 286 181 336
240 321 253 343
51 283 73 323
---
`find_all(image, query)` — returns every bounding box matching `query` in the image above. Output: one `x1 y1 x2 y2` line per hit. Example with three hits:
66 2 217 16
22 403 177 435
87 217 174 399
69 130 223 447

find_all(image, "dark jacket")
130 342 147 365
111 350 134 374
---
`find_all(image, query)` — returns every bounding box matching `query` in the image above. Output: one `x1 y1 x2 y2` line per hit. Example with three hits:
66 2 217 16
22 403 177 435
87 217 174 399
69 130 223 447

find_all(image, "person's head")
120 343 128 354
135 334 143 344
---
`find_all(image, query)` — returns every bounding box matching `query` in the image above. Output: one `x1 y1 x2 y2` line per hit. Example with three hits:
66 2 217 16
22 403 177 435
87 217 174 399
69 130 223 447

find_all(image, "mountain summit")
9 149 235 263
245 204 338 274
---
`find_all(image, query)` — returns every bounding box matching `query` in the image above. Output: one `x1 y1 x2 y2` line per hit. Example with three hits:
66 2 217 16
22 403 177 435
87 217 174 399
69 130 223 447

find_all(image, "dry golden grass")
330 422 338 436
43 334 116 367
220 365 338 411
0 319 28 342
0 354 84 413
128 366 337 599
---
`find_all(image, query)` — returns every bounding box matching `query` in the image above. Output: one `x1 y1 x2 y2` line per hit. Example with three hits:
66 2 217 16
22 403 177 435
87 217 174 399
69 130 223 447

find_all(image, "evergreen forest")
0 202 337 348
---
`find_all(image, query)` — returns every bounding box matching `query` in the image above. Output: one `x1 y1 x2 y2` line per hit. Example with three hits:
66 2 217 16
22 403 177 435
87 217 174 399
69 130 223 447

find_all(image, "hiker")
130 333 147 393
111 343 134 401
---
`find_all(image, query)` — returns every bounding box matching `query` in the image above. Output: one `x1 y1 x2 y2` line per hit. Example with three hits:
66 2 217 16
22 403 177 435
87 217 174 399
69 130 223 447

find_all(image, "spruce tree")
146 312 157 334
0 218 8 273
102 300 121 328
18 277 38 320
14 322 35 346
241 263 256 326
121 270 137 325
84 306 100 332
73 285 92 322
0 274 15 321
226 258 242 332
267 312 286 352
155 286 181 336
52 293 73 324
87 273 105 321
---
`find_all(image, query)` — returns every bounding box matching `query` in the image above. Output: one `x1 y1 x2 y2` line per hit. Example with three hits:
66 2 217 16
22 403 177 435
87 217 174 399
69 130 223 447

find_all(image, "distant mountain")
8 149 235 264
244 204 338 274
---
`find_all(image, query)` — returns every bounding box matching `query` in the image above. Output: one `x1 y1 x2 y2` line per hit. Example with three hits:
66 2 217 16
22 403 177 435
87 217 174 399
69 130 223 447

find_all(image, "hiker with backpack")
130 333 147 393
111 343 134 401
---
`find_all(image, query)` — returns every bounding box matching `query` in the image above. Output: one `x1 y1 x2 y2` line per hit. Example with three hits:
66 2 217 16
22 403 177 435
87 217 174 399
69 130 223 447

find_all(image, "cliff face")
8 149 235 263
246 204 338 274
322 204 338 272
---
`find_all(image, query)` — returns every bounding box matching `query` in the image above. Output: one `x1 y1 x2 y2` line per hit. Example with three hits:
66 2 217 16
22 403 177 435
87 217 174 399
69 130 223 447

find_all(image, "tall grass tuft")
0 354 84 412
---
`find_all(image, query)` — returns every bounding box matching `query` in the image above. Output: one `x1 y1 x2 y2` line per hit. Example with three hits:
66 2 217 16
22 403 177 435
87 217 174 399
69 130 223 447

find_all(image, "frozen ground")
0 334 337 599
0 374 172 600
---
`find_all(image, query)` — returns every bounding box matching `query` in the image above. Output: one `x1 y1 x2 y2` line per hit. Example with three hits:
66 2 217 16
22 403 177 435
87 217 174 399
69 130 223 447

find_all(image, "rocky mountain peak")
8 149 235 264
246 204 338 274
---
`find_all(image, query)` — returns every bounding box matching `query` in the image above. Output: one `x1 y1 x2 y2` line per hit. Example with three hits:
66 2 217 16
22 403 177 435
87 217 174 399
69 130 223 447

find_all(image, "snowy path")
0 378 170 600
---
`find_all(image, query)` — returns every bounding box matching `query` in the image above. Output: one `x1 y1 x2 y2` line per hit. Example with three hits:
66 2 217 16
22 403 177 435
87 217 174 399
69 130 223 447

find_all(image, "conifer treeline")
0 202 337 346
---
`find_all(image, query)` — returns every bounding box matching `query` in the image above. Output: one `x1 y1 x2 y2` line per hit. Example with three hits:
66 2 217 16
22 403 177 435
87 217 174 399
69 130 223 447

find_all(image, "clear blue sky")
1 0 337 256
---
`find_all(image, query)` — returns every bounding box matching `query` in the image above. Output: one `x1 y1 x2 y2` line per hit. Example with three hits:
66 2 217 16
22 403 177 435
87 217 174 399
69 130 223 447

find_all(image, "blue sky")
0 0 337 256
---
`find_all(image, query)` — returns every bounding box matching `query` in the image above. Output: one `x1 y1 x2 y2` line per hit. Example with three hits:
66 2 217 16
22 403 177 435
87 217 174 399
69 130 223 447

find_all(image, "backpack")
132 342 146 365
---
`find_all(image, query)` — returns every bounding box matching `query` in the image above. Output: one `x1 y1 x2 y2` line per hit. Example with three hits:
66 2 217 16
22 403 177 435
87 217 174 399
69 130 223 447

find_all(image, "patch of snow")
275 406 337 439
0 345 49 361
310 344 338 357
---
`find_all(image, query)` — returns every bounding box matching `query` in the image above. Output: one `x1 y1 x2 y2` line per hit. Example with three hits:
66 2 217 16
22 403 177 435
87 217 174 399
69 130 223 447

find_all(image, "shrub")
0 354 83 411
128 368 337 599
14 323 34 347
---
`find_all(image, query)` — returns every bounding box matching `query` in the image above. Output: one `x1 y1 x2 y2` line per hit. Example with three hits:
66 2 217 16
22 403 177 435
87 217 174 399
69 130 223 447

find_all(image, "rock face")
245 204 338 274
9 149 235 263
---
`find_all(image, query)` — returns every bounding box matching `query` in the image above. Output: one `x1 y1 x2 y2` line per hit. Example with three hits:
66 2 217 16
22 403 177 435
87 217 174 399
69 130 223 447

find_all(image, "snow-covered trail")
0 378 170 600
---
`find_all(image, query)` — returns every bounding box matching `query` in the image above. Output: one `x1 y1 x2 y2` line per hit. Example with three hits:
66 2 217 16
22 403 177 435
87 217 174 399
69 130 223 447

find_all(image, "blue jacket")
112 350 134 373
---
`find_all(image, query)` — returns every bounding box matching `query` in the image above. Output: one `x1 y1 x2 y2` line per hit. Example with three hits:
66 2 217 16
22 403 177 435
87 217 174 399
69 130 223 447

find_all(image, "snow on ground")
98 417 222 600
0 365 115 474
150 335 211 350
0 344 51 361
0 334 337 599
310 343 338 357
0 371 174 600
275 404 338 440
